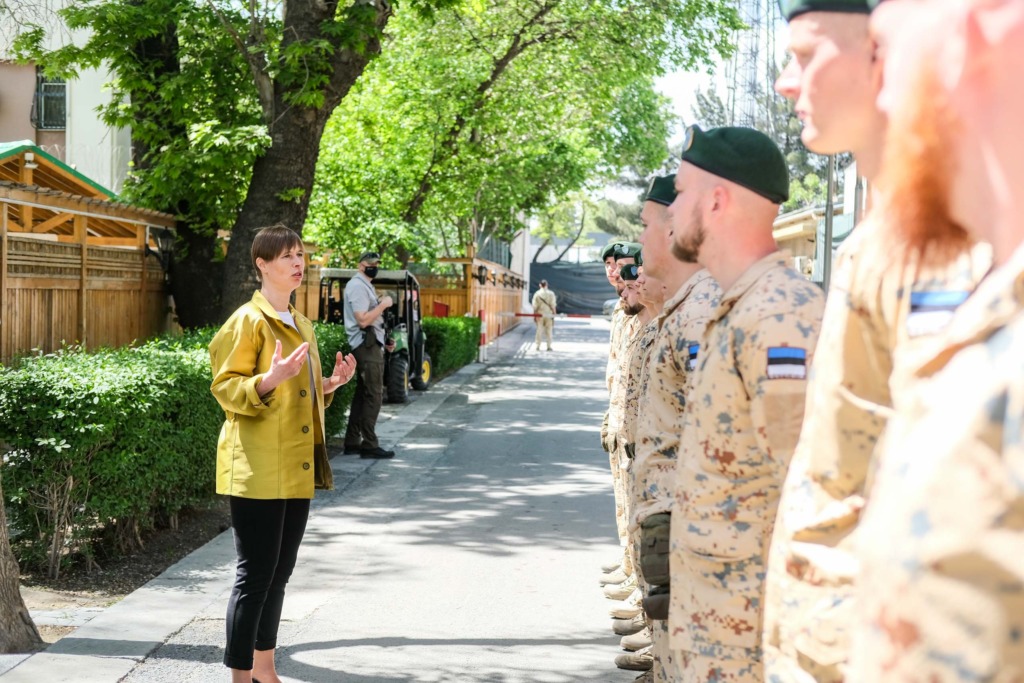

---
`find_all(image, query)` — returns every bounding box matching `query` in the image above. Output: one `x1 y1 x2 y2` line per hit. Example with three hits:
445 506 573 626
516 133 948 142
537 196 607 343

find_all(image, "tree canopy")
306 0 743 268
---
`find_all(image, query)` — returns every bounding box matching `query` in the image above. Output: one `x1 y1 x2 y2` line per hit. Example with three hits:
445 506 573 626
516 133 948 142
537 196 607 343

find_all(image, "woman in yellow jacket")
209 225 356 683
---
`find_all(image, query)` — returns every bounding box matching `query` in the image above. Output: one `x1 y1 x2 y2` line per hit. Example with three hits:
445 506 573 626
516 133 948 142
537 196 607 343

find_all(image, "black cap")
358 251 381 264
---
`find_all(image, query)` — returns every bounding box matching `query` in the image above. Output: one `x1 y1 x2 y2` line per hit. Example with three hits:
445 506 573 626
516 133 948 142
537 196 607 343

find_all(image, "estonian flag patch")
766 346 808 380
907 290 969 338
687 343 700 371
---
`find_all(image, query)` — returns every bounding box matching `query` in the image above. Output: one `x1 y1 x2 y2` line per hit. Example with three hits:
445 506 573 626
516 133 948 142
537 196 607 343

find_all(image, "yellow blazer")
209 291 334 499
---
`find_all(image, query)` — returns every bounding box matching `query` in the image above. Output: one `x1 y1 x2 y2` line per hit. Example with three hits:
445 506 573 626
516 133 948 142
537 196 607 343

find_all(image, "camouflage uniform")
669 252 824 682
609 314 644 556
849 244 1024 682
763 218 991 683
632 270 720 681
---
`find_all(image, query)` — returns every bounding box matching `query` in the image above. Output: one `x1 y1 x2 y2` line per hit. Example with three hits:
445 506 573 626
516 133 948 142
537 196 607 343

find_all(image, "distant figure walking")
532 280 558 351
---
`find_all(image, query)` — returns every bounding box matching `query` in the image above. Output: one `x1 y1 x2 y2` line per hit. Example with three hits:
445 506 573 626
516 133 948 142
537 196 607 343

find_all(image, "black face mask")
364 266 379 279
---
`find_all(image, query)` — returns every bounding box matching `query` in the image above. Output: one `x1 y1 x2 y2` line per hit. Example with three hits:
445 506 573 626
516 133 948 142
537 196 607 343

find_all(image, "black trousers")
224 496 310 670
344 336 384 450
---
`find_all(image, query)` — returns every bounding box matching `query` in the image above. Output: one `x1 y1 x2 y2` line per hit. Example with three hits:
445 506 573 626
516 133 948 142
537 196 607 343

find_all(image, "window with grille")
30 69 66 130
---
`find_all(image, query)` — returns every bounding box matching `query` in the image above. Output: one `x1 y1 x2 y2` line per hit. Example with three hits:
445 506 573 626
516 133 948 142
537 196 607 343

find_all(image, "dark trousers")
224 496 310 670
344 337 384 449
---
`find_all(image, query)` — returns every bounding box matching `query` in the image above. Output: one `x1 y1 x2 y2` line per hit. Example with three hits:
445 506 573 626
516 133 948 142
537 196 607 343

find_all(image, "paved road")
2 318 638 683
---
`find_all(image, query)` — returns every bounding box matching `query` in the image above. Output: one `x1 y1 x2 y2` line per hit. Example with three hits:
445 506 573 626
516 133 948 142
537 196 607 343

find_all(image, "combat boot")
609 587 643 619
611 613 646 636
620 626 652 651
615 645 654 671
603 575 637 600
599 568 629 586
601 556 623 573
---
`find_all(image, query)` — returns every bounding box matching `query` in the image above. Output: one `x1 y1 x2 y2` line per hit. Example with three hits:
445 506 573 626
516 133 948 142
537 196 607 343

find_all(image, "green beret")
619 263 640 281
644 175 677 207
681 125 789 204
779 0 869 20
602 241 642 263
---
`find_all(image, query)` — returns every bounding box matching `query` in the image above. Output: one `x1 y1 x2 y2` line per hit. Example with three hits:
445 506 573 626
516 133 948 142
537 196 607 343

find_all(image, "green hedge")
422 316 482 377
0 323 353 576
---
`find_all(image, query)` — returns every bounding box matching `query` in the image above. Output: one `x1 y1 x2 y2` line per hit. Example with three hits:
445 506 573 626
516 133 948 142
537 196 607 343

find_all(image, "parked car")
318 269 431 403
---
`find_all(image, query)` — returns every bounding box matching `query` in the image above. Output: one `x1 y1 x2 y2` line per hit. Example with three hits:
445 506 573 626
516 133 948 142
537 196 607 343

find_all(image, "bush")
422 316 482 377
0 322 354 576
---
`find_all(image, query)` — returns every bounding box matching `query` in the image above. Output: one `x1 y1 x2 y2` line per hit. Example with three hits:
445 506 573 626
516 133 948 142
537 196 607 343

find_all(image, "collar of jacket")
250 289 294 321
709 250 790 324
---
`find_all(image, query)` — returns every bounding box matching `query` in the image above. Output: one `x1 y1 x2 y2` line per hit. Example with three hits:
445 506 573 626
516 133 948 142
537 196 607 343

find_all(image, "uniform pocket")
678 518 766 649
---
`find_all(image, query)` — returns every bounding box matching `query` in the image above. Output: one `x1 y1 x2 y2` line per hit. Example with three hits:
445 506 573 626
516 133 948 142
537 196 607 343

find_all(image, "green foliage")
13 1 268 234
422 316 482 377
307 0 744 266
0 323 354 575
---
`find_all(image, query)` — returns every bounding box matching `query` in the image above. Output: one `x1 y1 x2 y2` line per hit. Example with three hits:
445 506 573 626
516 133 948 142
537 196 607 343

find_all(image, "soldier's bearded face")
878 35 972 260
671 206 705 264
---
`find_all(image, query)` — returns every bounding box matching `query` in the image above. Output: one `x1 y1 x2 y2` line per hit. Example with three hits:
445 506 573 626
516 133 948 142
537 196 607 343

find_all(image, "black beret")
644 175 677 207
619 263 641 281
780 0 870 20
681 125 790 204
602 241 642 263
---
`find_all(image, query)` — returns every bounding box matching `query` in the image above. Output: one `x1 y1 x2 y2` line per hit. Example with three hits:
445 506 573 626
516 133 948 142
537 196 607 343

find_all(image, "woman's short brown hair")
251 225 303 281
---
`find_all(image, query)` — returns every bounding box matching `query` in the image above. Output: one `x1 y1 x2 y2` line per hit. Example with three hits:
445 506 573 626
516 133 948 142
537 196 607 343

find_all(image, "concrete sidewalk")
2 318 631 682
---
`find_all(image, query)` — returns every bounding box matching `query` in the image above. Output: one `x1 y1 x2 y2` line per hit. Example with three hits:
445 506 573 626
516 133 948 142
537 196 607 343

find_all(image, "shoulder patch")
766 346 807 380
687 343 700 371
907 290 970 338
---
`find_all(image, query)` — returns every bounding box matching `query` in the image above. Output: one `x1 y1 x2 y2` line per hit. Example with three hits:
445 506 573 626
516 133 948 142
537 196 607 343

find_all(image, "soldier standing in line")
603 247 646 605
600 243 644 585
762 1 992 679
631 175 721 683
665 126 825 683
610 258 665 677
848 0 1024 679
531 279 558 351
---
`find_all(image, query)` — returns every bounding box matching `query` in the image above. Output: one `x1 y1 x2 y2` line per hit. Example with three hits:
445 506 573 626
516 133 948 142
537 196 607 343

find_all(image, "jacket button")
302 462 310 470
300 389 307 397
302 426 310 434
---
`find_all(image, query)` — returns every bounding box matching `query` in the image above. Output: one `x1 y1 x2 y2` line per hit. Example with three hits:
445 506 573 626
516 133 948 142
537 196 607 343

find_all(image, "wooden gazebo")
0 142 176 363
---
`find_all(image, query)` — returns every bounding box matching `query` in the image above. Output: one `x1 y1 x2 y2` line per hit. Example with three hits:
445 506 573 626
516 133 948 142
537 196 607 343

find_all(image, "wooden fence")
0 185 174 365
293 258 525 346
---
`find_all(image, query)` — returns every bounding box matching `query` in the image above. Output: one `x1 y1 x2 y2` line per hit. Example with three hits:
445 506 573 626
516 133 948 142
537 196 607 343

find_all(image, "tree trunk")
170 225 223 328
219 1 391 319
553 204 586 262
0 474 44 654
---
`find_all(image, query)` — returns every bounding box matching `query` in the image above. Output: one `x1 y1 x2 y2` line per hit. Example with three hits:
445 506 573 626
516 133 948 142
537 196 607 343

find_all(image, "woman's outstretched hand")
323 352 357 394
258 339 310 397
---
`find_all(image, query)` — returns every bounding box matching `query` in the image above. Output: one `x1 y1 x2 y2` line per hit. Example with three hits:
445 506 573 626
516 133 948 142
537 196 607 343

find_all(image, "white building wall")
65 70 131 193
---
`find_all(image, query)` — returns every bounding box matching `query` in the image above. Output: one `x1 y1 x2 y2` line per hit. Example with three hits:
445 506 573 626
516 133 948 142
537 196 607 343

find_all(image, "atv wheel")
411 352 432 390
387 352 410 403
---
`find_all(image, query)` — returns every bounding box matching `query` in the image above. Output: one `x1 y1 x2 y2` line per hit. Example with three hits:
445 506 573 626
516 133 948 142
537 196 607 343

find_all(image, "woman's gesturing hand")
323 352 357 394
258 339 310 397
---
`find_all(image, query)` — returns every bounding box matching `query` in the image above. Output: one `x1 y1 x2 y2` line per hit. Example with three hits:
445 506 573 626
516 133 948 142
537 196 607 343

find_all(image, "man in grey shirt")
342 251 395 459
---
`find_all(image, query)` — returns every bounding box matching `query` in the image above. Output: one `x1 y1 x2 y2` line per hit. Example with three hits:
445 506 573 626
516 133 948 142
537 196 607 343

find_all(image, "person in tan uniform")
531 279 558 351
632 175 721 682
612 259 664 677
601 242 645 586
665 126 825 683
849 0 1024 679
762 1 992 679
